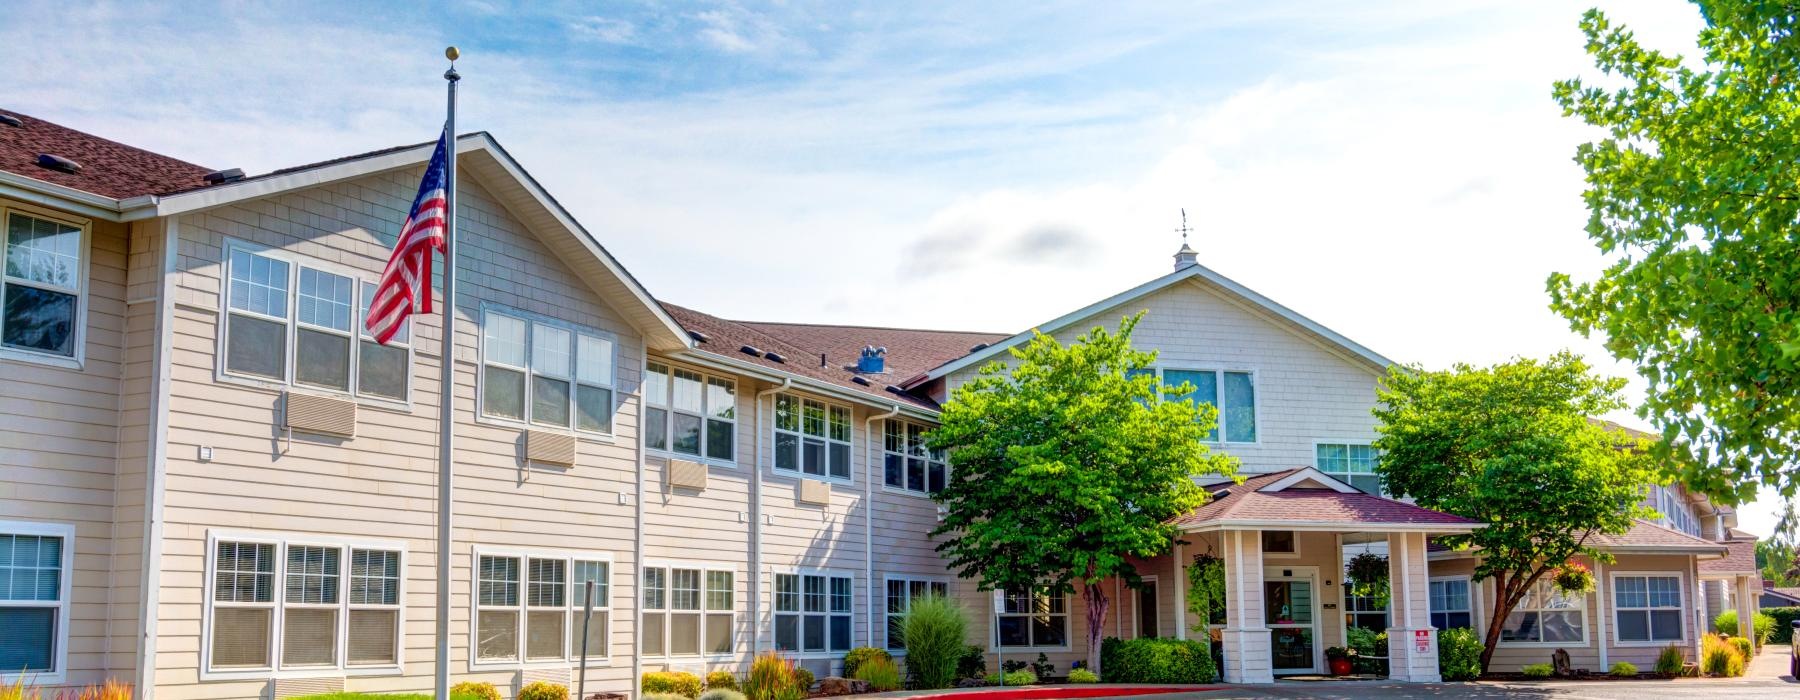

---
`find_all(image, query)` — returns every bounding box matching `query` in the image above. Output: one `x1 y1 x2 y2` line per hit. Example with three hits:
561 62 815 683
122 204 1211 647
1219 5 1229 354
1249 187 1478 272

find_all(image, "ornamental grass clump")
1653 643 1684 676
744 651 804 700
450 682 501 700
852 656 903 692
642 671 703 699
705 671 738 691
1701 634 1746 677
1067 668 1098 683
517 682 569 700
841 646 892 680
1521 663 1553 679
900 594 968 689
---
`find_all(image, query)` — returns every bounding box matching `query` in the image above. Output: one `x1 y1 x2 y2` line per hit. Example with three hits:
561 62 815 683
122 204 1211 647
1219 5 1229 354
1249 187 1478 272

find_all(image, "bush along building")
0 109 1753 697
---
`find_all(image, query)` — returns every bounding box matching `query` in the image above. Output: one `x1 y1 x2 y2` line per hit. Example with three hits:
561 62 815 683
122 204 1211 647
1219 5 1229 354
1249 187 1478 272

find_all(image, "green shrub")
983 670 1037 685
744 652 802 700
841 646 892 680
1702 635 1746 677
642 671 703 699
1728 636 1753 661
793 667 814 692
1436 628 1483 681
1520 663 1553 678
644 695 690 700
1609 662 1638 677
698 691 747 700
1099 637 1218 684
451 682 501 700
1345 626 1389 674
1653 643 1685 675
518 682 569 700
705 671 738 691
1714 609 1739 636
899 594 968 689
1766 607 1800 644
956 644 988 679
853 656 903 691
1754 612 1776 648
1067 668 1098 683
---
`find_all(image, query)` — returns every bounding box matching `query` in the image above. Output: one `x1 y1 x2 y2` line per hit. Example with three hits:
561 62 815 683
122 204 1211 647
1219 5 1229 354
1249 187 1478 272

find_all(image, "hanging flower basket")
1345 552 1388 592
1553 562 1595 594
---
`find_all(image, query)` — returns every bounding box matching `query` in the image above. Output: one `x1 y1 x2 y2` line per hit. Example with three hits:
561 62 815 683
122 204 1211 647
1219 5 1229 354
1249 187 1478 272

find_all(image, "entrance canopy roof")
1174 468 1482 534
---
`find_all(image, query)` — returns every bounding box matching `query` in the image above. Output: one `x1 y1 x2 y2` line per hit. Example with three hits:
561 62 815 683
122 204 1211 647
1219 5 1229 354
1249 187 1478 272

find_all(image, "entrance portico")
1173 468 1482 684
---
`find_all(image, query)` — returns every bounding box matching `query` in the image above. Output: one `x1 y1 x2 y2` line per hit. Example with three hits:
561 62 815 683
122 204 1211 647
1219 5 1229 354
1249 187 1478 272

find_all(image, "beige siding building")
0 108 1751 699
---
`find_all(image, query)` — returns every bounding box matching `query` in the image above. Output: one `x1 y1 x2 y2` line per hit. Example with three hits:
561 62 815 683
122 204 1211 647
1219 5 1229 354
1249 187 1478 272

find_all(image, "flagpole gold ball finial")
445 46 460 62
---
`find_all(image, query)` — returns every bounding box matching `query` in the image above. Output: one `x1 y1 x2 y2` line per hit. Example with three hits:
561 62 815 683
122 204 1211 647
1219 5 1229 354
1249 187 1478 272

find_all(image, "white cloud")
568 16 637 45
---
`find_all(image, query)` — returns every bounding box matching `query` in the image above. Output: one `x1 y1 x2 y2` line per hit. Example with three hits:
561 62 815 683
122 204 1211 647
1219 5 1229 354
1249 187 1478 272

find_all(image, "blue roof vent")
857 345 887 374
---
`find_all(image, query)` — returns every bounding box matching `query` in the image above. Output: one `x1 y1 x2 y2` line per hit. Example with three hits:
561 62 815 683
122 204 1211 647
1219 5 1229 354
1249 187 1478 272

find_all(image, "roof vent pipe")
0 114 22 127
35 154 81 174
857 345 887 374
203 168 246 185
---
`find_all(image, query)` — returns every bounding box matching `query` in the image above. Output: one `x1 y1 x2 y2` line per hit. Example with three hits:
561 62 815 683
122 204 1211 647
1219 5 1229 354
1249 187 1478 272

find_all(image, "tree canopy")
1373 352 1657 670
1549 2 1800 503
929 313 1238 670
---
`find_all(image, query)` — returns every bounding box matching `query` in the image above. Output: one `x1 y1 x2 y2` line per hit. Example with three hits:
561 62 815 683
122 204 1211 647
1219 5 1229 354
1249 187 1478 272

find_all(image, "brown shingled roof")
1699 537 1757 575
0 108 212 199
661 303 1006 410
1588 519 1730 553
1174 469 1479 529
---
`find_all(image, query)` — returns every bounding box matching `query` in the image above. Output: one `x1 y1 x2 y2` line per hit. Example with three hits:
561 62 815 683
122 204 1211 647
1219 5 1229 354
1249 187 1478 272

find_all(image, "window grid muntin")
775 394 851 481
474 551 613 665
641 564 733 658
774 572 853 654
996 587 1069 649
206 538 405 674
642 363 736 462
882 419 947 495
1614 574 1683 643
481 307 617 435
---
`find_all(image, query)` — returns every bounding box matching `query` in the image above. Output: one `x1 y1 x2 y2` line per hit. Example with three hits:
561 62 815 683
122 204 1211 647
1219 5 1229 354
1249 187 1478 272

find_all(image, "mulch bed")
1480 672 1680 682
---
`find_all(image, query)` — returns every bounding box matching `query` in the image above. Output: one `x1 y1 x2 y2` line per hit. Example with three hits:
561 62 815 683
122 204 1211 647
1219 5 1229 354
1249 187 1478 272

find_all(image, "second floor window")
643 362 736 462
883 420 946 495
774 394 850 480
2 210 84 359
1316 443 1381 495
1161 369 1256 443
1652 486 1701 537
481 309 616 433
222 245 409 401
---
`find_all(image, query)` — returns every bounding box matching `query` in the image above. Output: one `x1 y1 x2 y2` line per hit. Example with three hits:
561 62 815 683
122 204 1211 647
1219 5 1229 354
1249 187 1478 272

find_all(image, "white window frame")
476 303 619 439
642 360 737 466
1313 440 1383 495
993 586 1072 652
0 205 89 369
216 238 414 408
0 519 75 685
881 419 948 497
1651 485 1701 538
882 574 950 653
1261 530 1300 559
640 560 735 661
1428 575 1474 631
1496 577 1588 647
1610 571 1687 646
1142 366 1261 445
468 545 615 671
201 530 408 681
773 568 856 658
772 392 853 484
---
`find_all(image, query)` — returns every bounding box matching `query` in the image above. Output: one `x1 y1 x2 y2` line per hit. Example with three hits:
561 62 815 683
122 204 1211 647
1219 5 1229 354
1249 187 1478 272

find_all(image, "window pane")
708 378 735 420
347 608 397 665
528 558 566 607
1650 609 1682 640
215 541 275 603
829 443 850 479
775 575 799 612
673 369 704 413
1032 615 1066 647
484 313 527 367
829 406 850 442
1164 370 1219 441
643 568 666 610
707 571 734 610
349 549 400 605
775 432 799 472
1539 610 1583 642
884 454 903 488
706 614 733 654
1615 577 1646 608
1 535 63 602
927 462 947 493
577 335 613 386
644 407 668 450
572 561 609 608
998 616 1029 647
531 375 572 427
527 610 565 660
803 438 826 476
227 250 289 317
884 421 904 453
5 214 80 288
887 614 904 650
645 363 669 407
358 340 408 400
803 400 826 437
0 607 54 671
672 413 702 455
671 613 699 655
1223 371 1255 442
297 268 353 331
477 610 519 660
580 611 607 658
830 615 851 651
484 366 526 420
295 327 352 390
226 313 286 379
775 395 798 431
642 612 665 655
360 281 406 343
211 607 272 668
284 545 340 605
1616 610 1649 642
775 615 798 651
803 615 826 652
707 419 734 461
479 556 520 607
672 569 701 611
907 458 925 492
532 324 572 378
282 608 337 667
1647 577 1681 608
577 385 613 432
2 284 76 356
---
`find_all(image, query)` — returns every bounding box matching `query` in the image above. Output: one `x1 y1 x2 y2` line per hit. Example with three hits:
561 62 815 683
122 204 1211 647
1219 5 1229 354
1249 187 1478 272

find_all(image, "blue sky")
8 1 1781 534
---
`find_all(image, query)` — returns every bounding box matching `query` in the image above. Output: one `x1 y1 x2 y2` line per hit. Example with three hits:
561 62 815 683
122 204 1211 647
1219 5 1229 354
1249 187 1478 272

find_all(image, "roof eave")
1181 520 1483 534
669 348 939 419
0 169 127 221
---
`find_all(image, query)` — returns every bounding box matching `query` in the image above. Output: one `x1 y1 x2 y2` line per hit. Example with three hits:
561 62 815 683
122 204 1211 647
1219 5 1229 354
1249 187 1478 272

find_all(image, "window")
642 565 732 657
1499 578 1584 644
884 577 949 650
1261 530 1296 555
1614 575 1683 643
882 420 946 495
775 572 853 654
474 551 611 664
642 363 735 462
1316 443 1381 495
221 244 410 400
776 395 850 480
1652 486 1701 537
207 536 404 675
1156 368 1257 443
481 309 616 434
996 587 1068 649
1429 578 1472 631
0 524 71 680
1 211 84 359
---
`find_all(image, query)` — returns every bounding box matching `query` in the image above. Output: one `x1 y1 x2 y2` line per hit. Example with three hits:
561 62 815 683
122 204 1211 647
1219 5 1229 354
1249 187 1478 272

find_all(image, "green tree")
1549 3 1800 503
929 314 1238 672
1373 352 1657 672
1759 498 1800 586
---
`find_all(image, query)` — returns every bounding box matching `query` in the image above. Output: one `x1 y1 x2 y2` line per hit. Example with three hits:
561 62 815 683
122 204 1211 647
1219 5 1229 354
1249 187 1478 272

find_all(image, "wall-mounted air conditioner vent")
798 479 830 506
283 393 356 437
668 458 707 491
526 430 577 466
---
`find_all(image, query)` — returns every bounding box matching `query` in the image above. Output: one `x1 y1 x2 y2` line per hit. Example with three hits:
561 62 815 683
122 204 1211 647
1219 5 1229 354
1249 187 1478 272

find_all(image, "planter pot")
1329 657 1354 676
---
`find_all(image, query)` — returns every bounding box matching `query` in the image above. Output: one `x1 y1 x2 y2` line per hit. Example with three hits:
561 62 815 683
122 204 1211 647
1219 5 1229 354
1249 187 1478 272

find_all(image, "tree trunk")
1478 573 1513 673
1083 580 1110 674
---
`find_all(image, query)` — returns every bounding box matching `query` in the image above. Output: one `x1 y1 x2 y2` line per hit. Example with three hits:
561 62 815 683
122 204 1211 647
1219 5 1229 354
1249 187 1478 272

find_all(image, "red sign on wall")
1414 629 1431 653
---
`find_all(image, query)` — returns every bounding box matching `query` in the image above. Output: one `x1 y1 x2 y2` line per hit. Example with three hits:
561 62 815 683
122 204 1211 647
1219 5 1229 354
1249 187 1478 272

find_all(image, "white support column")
1221 529 1273 683
1385 532 1442 682
1735 575 1755 642
1175 538 1188 641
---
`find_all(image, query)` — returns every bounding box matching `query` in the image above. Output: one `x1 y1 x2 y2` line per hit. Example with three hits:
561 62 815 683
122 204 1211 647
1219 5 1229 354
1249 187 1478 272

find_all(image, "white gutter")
865 403 902 649
752 377 792 657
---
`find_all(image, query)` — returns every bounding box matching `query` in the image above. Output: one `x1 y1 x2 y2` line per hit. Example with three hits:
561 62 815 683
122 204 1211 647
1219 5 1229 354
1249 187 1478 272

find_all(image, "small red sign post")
1414 629 1431 653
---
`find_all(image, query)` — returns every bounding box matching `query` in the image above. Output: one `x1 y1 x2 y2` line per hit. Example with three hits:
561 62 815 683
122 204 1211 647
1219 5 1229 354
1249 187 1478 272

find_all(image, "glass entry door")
1265 576 1318 673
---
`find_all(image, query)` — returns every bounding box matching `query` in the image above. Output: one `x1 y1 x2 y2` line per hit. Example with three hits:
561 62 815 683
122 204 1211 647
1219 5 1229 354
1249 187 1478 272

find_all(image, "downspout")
866 404 902 649
137 216 179 699
633 345 648 690
753 378 792 657
1595 559 1608 670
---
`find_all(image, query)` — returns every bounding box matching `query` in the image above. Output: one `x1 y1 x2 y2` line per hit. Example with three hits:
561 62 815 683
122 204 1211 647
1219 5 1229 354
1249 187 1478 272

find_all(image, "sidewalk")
1746 644 1790 681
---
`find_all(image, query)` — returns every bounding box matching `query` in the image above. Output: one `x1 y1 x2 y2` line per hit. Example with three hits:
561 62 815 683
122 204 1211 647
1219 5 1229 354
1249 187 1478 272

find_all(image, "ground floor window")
207 533 405 674
1429 578 1473 630
1499 578 1584 644
474 549 612 664
1614 574 1683 643
884 576 948 650
776 571 853 654
642 564 733 657
996 587 1068 649
0 522 71 679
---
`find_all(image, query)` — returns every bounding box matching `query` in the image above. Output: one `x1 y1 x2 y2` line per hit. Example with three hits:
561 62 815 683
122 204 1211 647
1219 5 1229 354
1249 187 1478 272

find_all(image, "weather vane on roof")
1176 208 1192 244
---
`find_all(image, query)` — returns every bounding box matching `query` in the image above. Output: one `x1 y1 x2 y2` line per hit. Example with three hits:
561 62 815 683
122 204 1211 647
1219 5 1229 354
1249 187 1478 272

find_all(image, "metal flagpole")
436 45 461 700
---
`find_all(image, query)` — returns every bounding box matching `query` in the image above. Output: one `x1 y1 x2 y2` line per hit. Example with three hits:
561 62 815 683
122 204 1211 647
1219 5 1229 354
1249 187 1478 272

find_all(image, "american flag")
366 128 451 345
